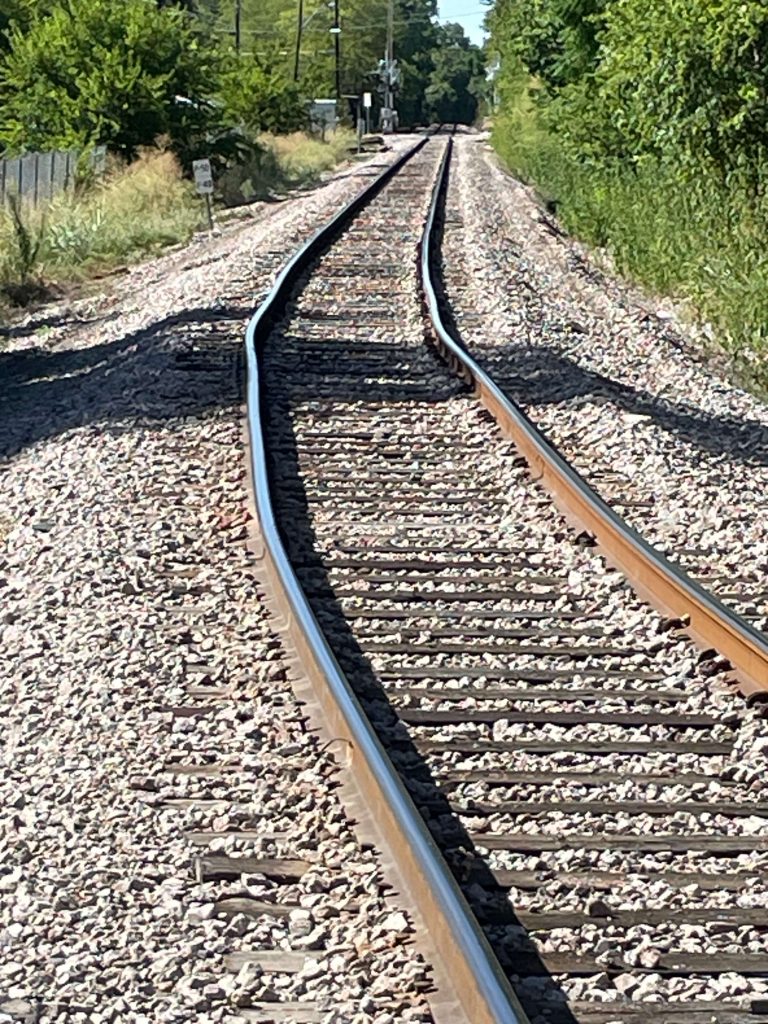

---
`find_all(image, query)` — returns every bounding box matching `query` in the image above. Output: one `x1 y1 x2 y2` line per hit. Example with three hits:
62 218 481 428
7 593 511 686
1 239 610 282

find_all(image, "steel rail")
421 139 768 696
245 140 529 1024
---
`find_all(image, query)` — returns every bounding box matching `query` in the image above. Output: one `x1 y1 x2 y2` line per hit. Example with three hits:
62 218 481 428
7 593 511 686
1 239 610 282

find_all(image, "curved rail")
420 139 768 695
245 140 529 1024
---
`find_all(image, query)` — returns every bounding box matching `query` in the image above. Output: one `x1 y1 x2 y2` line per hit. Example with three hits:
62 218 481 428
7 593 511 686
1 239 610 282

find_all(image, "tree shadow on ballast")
465 338 768 469
431 153 768 470
0 305 248 462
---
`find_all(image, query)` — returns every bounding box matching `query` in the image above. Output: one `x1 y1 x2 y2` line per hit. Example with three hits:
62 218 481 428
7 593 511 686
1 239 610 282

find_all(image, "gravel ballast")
262 135 768 1022
0 140 436 1024
5 128 768 1024
442 133 768 633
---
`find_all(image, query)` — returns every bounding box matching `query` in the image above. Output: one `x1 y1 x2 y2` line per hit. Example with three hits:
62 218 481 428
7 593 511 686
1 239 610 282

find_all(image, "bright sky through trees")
436 2 486 44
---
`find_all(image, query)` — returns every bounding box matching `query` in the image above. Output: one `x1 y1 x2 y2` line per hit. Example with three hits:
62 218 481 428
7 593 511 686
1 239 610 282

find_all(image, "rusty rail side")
421 139 768 696
245 138 529 1024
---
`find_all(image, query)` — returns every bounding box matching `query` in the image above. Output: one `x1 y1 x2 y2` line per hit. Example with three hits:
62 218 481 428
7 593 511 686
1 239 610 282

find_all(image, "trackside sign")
192 158 214 195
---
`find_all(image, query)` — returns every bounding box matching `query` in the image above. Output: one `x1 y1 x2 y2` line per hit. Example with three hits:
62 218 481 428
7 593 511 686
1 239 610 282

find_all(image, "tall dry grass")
0 151 200 302
218 129 354 206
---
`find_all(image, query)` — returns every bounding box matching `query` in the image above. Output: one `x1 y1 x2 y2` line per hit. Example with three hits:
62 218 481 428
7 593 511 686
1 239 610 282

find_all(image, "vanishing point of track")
245 135 768 1023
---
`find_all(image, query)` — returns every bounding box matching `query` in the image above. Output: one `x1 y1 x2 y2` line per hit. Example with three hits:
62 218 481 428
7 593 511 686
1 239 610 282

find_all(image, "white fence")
0 146 107 207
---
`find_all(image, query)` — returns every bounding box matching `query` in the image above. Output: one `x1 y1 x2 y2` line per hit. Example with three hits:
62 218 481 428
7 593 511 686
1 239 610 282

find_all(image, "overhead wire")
220 6 486 29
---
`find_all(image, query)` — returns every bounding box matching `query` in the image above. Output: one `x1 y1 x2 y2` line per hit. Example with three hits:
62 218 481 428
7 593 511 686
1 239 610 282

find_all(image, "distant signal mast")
379 0 399 132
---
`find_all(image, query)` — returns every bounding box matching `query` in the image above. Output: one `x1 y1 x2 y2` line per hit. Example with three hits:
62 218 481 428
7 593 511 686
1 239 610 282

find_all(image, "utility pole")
333 0 341 106
386 0 394 75
293 0 304 80
234 0 241 53
381 0 397 132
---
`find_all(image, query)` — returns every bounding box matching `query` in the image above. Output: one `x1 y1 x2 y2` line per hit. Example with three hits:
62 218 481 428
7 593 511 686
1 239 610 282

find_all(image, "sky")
437 1 488 45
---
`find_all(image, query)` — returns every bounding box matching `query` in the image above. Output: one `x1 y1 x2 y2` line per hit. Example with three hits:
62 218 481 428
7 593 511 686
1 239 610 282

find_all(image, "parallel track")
246 137 768 1023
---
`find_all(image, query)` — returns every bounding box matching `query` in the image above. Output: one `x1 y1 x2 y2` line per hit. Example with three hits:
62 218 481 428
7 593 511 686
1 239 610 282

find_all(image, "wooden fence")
0 146 107 207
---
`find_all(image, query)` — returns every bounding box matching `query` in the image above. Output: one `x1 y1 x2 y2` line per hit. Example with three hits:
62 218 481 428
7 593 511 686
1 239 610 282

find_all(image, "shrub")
587 0 768 180
0 0 222 161
488 0 768 388
45 151 201 271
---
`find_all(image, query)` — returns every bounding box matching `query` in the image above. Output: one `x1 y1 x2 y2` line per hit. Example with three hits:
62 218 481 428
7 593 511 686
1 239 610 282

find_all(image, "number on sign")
192 158 214 195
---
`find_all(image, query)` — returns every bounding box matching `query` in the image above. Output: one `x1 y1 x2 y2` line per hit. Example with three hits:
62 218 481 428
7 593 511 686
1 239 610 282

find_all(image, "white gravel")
0 138 436 1024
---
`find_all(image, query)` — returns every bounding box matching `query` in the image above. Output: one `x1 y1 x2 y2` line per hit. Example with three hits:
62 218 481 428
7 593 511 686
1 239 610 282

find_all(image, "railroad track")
246 136 768 1023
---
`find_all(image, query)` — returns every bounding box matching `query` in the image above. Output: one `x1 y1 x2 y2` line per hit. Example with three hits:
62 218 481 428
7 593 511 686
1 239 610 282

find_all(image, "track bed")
254 137 768 1023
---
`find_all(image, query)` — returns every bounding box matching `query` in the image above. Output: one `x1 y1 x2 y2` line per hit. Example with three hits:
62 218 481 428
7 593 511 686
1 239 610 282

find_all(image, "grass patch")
219 129 355 206
0 150 200 303
492 82 768 392
0 131 354 314
47 151 201 274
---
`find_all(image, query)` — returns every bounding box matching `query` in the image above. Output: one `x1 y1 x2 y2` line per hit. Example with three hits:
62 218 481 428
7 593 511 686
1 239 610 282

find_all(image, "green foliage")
265 128 354 181
217 127 354 206
207 0 481 126
488 0 768 386
0 0 41 52
0 134 361 312
392 0 439 124
488 0 607 91
218 54 307 135
48 151 201 266
0 0 222 159
0 0 486 169
208 0 394 96
589 0 768 180
424 23 485 124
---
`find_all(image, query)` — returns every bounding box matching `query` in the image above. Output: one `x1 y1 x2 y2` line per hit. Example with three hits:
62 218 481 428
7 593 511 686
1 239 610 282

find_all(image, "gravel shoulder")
445 134 768 633
0 138 437 1024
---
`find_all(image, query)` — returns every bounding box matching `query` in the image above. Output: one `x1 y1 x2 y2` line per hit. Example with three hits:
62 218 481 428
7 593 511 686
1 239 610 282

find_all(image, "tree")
208 0 446 127
0 0 222 157
425 23 484 124
217 52 306 134
487 0 608 90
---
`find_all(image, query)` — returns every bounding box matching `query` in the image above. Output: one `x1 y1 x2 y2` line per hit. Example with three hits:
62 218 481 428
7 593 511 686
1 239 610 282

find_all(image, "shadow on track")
261 317 578 1024
0 306 247 461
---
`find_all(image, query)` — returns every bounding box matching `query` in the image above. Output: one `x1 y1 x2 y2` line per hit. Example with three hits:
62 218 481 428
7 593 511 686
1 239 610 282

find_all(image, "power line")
342 15 485 29
226 7 486 27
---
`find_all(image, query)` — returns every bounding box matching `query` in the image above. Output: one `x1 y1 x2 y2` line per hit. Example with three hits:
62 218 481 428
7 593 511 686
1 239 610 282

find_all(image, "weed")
0 194 50 304
0 150 201 301
493 84 768 390
7 194 44 282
